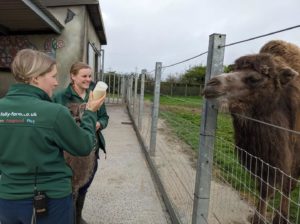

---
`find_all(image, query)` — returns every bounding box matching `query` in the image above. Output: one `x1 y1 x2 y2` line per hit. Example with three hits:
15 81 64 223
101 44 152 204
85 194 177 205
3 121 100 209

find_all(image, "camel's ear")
279 68 298 85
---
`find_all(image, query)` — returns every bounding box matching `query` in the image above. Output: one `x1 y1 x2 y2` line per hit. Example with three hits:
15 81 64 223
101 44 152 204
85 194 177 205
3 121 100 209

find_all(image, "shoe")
76 193 88 224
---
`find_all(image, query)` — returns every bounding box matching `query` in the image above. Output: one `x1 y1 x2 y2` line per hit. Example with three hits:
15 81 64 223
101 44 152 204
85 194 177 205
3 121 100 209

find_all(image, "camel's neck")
232 115 284 165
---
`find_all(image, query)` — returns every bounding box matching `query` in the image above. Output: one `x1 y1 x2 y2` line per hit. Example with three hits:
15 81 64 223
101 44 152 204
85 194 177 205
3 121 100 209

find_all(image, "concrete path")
83 105 171 224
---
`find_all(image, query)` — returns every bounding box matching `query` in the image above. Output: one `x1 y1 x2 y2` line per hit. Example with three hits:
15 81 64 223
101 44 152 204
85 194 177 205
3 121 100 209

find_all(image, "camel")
203 40 300 224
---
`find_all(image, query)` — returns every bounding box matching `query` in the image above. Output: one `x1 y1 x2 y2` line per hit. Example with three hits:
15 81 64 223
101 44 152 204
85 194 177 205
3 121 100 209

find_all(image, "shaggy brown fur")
66 103 96 200
63 151 95 198
203 40 300 224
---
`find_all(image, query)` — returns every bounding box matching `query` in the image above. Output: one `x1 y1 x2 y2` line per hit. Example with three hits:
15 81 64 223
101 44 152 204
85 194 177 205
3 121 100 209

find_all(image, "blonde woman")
0 49 105 224
53 62 109 224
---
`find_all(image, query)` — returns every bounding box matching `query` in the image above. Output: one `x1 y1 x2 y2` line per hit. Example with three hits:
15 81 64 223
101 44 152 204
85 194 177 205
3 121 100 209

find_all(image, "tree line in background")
104 64 233 84
164 64 232 85
103 64 233 96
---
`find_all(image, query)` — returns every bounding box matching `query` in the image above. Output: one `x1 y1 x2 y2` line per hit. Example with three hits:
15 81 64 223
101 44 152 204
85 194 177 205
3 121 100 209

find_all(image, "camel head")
203 53 299 113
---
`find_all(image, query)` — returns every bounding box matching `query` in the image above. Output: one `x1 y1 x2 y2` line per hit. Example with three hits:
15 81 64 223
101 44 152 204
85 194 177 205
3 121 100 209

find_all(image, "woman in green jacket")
0 49 106 224
53 62 109 224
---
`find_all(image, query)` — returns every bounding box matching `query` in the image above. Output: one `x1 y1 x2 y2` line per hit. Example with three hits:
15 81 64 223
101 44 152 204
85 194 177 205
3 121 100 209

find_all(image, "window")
87 42 101 81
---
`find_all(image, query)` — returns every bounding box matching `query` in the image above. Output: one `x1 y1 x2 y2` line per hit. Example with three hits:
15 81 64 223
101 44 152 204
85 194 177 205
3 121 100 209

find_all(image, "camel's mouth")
202 88 226 99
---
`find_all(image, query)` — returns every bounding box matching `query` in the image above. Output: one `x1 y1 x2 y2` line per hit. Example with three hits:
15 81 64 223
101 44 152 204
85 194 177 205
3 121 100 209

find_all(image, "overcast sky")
100 0 300 79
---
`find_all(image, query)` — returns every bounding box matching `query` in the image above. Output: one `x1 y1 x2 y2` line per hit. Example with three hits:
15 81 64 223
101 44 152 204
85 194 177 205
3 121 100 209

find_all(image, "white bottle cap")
94 81 108 91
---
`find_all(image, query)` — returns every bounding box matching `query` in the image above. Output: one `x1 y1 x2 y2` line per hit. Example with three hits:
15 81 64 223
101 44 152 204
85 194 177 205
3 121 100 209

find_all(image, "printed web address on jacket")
0 112 38 117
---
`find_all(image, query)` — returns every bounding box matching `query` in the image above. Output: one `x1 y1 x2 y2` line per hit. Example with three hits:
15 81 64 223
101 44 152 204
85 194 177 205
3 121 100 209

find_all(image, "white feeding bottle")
93 81 108 99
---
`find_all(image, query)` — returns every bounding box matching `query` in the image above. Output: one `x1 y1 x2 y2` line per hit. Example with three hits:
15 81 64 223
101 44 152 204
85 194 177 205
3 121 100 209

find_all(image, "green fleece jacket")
0 84 97 200
53 83 109 155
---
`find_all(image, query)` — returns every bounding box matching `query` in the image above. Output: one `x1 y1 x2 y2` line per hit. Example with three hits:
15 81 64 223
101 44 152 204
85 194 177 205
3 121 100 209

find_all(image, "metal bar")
130 75 134 114
133 73 138 117
117 75 121 103
113 73 116 103
122 76 125 103
101 49 105 81
108 73 111 103
138 69 146 130
192 33 226 224
149 62 162 156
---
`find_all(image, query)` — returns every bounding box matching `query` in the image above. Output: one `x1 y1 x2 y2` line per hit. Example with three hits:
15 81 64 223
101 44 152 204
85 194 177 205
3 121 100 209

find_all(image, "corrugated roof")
0 0 63 35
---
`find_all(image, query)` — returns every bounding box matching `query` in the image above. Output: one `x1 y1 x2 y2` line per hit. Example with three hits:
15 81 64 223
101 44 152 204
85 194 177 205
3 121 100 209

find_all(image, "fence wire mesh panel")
127 76 199 223
145 81 203 97
139 98 197 224
209 111 300 224
128 83 300 224
103 73 124 104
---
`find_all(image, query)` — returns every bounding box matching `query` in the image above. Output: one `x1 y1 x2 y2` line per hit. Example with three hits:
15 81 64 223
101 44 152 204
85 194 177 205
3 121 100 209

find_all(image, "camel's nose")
203 77 224 99
206 78 221 86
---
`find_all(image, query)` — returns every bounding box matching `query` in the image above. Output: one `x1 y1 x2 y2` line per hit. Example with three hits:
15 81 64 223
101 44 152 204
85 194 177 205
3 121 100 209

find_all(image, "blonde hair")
70 62 91 76
69 62 92 84
11 49 56 84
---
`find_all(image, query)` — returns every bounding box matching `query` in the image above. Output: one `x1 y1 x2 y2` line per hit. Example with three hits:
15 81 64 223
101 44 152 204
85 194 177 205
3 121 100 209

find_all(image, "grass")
145 94 300 223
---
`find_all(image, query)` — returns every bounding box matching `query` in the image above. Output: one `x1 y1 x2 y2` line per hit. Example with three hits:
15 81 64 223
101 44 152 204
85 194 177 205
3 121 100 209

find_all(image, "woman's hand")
96 121 101 131
86 92 106 112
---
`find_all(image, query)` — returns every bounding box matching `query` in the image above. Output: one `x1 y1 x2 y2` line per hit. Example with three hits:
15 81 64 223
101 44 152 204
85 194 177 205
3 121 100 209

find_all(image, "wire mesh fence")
145 81 204 97
130 88 196 224
114 27 300 223
121 70 300 224
210 117 300 224
102 72 124 104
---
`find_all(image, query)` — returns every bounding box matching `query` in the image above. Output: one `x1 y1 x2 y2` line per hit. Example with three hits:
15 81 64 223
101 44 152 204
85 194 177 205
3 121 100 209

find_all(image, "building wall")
84 8 102 82
39 5 86 90
0 5 102 97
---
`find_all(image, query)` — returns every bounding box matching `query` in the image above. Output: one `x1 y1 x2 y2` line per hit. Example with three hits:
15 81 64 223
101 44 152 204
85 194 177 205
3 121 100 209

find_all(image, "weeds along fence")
102 26 300 224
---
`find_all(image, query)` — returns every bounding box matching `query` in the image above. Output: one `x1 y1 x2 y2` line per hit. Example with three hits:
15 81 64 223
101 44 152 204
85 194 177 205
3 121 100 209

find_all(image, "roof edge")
86 4 107 45
41 0 99 7
23 0 64 33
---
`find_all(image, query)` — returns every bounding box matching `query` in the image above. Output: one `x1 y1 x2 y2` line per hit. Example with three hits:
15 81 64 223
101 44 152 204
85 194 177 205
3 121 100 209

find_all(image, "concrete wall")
40 6 86 90
84 9 102 82
0 5 103 97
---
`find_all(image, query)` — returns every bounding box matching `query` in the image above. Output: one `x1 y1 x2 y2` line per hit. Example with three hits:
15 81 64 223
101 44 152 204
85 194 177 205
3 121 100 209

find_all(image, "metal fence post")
108 73 111 103
138 69 146 130
117 75 121 103
133 73 138 116
100 49 105 81
128 75 132 113
124 76 128 104
192 33 226 224
199 84 203 96
149 62 162 156
113 72 116 103
121 75 125 103
127 76 132 107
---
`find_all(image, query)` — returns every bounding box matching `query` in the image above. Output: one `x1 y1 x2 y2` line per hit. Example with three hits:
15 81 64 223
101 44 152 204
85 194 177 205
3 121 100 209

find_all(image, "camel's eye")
244 75 263 87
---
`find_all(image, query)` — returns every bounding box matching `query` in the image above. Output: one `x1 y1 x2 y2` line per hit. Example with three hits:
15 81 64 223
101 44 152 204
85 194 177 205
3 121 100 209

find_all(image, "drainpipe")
100 49 105 81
